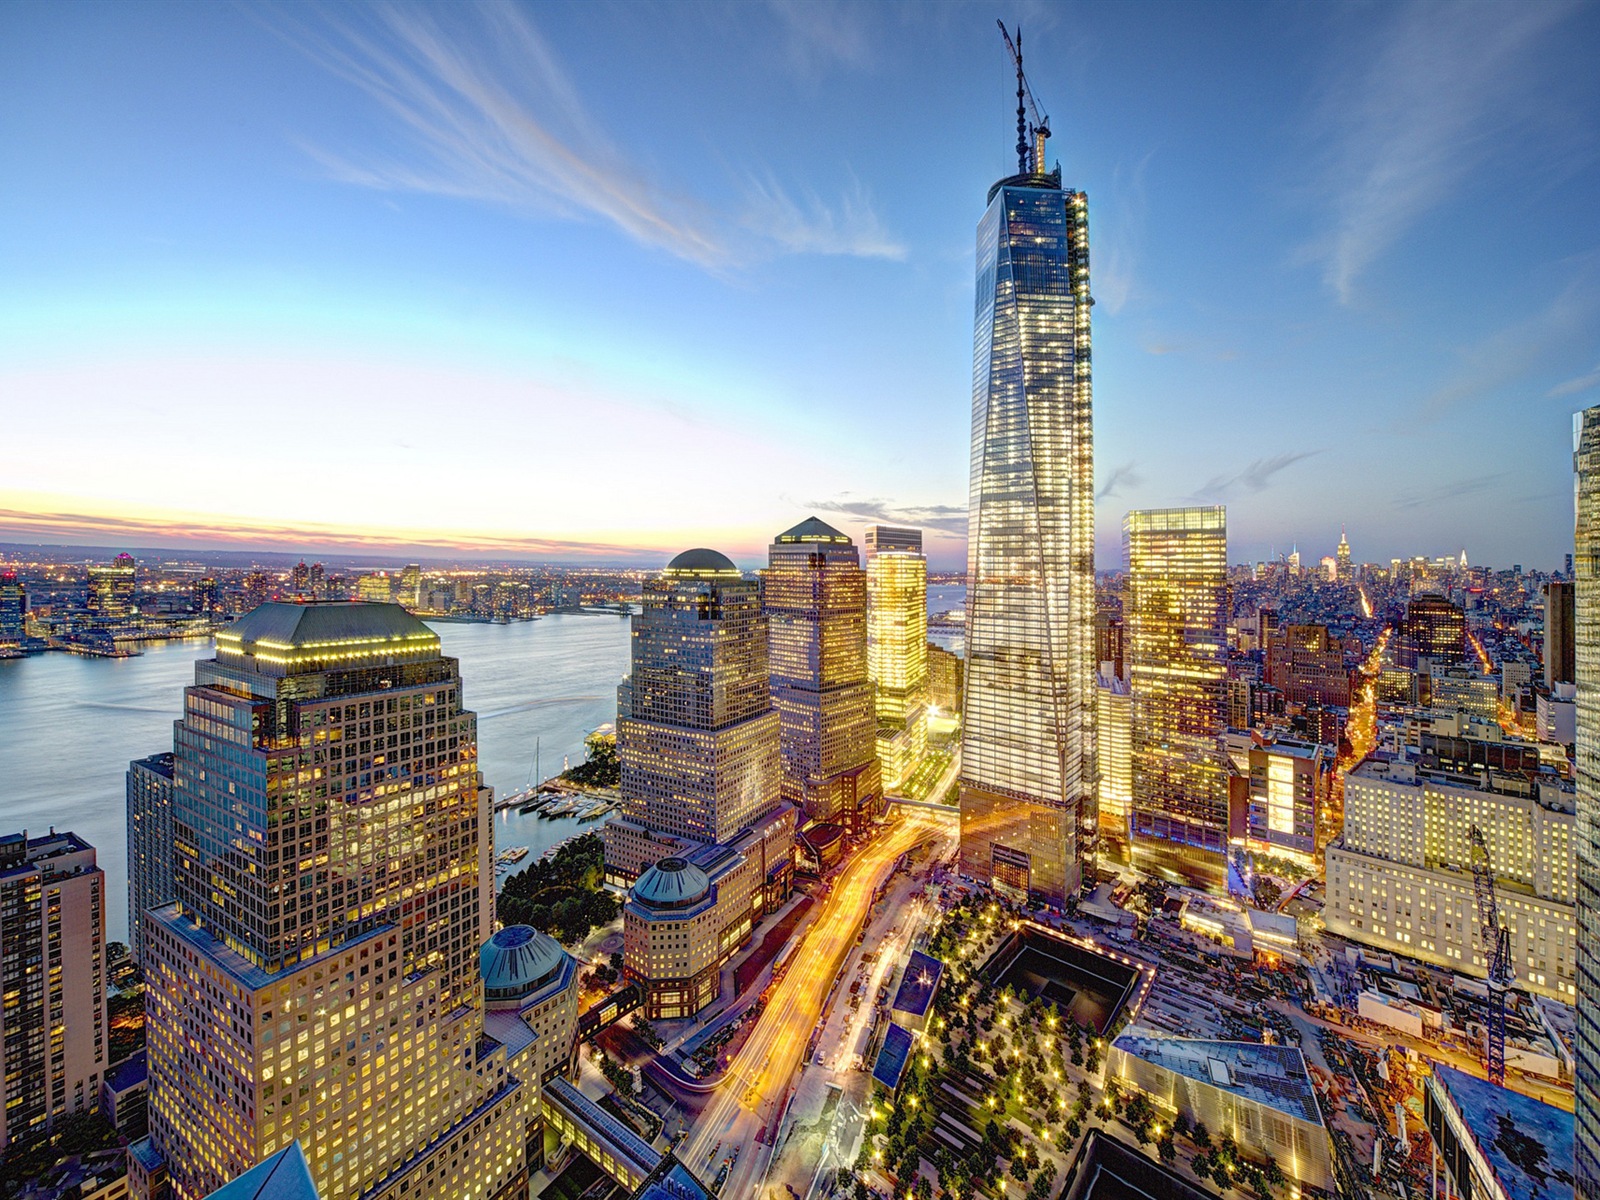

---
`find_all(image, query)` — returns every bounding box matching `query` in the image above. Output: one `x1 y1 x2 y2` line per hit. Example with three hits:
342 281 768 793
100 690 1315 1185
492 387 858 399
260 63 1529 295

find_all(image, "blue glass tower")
958 110 1096 906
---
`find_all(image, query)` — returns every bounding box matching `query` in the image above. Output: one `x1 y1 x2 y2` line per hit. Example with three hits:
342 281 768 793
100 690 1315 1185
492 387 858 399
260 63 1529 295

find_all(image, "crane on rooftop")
998 21 1051 176
1468 824 1514 1085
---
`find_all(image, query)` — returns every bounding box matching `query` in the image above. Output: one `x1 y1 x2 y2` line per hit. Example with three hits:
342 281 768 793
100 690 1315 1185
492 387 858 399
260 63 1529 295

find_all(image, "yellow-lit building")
1095 668 1131 858
134 603 528 1200
1125 507 1229 888
865 526 929 791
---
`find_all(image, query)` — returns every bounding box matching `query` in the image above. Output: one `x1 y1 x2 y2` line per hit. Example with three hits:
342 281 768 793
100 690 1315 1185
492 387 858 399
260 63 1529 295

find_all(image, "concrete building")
125 752 174 964
765 518 882 830
927 644 963 715
958 137 1096 907
1125 507 1229 888
1325 753 1576 1000
134 602 527 1200
864 526 929 792
1108 1035 1332 1190
604 550 795 1021
1096 669 1132 858
1540 682 1577 747
1244 739 1334 866
1547 579 1576 688
1264 623 1350 707
0 831 108 1150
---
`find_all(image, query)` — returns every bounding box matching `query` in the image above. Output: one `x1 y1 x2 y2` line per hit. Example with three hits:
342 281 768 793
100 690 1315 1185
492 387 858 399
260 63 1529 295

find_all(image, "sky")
2 0 1598 572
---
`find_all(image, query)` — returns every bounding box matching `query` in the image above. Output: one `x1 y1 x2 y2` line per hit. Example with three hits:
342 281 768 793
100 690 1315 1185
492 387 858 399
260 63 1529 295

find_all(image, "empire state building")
958 32 1096 906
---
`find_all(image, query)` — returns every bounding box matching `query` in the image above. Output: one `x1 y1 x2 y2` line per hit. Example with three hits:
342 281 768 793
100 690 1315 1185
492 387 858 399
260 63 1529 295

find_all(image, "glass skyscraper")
1572 405 1600 1192
1125 506 1229 889
865 525 929 791
958 154 1096 906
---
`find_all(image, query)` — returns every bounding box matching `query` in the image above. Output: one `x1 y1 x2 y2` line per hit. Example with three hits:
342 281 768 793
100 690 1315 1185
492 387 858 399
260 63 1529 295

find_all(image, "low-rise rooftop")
1110 1035 1322 1125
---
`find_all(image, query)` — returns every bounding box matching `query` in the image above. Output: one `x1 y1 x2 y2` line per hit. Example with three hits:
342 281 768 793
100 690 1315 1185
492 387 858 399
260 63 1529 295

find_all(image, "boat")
541 799 579 819
496 846 530 865
577 801 614 823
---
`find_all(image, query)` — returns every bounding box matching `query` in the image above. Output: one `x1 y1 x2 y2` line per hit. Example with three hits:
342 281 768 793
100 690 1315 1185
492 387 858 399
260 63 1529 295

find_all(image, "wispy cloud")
763 0 871 77
1550 363 1600 399
270 2 899 270
1194 450 1322 500
1392 473 1511 511
1096 462 1143 502
806 495 967 536
1301 1 1576 304
741 173 905 260
1095 151 1153 317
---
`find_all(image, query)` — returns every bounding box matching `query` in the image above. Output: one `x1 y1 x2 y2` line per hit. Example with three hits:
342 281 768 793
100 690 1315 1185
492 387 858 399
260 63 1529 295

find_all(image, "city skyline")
5 2 1600 570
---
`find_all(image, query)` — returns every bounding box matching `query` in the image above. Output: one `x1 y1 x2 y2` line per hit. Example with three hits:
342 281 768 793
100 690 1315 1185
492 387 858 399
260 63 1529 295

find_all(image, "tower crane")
997 22 1051 176
1468 824 1514 1085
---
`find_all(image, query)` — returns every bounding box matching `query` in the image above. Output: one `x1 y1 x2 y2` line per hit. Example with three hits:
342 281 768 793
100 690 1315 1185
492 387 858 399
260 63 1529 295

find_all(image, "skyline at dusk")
5 1 1600 571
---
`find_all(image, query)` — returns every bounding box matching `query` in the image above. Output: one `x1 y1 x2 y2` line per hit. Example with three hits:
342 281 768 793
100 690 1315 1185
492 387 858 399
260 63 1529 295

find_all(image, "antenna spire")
1014 27 1028 173
997 21 1051 176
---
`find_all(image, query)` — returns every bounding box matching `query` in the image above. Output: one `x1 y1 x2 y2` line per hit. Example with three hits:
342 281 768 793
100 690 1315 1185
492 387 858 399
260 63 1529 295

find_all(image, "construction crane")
997 22 1051 176
1468 824 1514 1085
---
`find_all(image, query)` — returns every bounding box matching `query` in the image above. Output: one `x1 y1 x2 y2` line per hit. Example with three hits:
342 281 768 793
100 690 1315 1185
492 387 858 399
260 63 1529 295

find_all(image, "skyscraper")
0 831 107 1150
1335 528 1352 582
604 550 794 1019
1125 507 1228 888
958 106 1095 905
136 602 525 1200
126 751 174 964
0 569 24 647
1572 404 1600 1192
765 518 882 831
865 525 929 791
86 553 136 621
1095 668 1132 860
1398 593 1467 667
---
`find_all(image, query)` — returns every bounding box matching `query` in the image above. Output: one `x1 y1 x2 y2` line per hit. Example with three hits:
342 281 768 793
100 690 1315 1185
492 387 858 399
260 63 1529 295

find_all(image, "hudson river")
0 585 964 945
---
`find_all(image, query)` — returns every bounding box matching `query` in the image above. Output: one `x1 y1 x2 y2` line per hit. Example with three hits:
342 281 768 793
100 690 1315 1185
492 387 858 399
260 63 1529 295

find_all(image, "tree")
1157 1137 1177 1165
1010 1156 1031 1183
1262 1155 1284 1187
1193 1120 1212 1149
609 950 625 974
1173 1112 1191 1139
634 1016 663 1051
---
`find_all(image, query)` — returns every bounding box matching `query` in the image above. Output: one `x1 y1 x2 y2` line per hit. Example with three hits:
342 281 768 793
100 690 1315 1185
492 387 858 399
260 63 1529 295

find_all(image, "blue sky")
2 0 1597 571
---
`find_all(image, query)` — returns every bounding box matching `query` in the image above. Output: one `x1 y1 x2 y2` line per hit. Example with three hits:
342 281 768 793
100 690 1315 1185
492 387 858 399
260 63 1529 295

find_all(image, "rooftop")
216 602 439 674
890 950 944 1020
480 924 570 1001
1111 1035 1322 1125
630 1155 714 1200
201 1141 320 1200
663 548 741 577
1059 1130 1212 1200
872 1022 915 1091
1432 1064 1573 1200
774 516 851 545
631 857 712 910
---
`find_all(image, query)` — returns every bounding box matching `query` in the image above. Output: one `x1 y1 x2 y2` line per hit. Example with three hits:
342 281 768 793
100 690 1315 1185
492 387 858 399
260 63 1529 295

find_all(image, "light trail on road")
681 807 955 1195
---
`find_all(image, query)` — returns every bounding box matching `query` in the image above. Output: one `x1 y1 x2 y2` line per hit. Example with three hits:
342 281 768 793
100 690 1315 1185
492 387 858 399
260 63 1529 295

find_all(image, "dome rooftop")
631 857 712 910
775 516 851 545
664 548 741 577
480 925 568 1000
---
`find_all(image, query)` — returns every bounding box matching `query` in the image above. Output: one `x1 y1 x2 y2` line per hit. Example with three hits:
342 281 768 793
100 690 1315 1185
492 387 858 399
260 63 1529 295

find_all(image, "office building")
0 570 23 647
135 601 530 1200
1576 404 1600 1193
1264 624 1350 707
927 644 963 715
1325 753 1575 1000
765 518 882 830
865 525 929 791
1095 669 1132 858
959 107 1096 907
87 554 136 621
1399 593 1467 668
1125 507 1229 888
603 550 795 1020
399 564 422 609
126 752 175 964
1244 739 1334 866
1540 683 1578 747
1336 528 1352 581
0 831 107 1150
1094 611 1124 681
1548 579 1576 688
1108 1035 1332 1191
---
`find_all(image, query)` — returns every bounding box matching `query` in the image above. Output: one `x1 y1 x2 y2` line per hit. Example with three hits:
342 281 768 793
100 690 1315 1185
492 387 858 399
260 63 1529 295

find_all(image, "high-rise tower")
766 518 882 831
865 526 929 792
1336 528 1352 582
958 39 1095 906
1572 406 1600 1192
1125 507 1228 889
136 602 526 1200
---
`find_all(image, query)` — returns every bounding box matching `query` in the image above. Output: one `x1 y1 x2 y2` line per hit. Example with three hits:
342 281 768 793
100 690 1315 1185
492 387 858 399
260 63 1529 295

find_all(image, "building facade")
126 752 175 964
0 570 24 648
1264 624 1350 707
604 550 795 1020
1548 579 1576 689
1244 739 1333 866
1325 754 1576 1001
1575 403 1600 1193
765 518 882 830
865 526 929 792
959 146 1096 907
0 831 107 1150
1125 507 1229 888
135 601 526 1200
1095 669 1132 859
1399 593 1467 668
87 554 136 622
